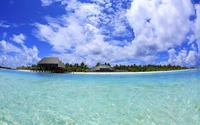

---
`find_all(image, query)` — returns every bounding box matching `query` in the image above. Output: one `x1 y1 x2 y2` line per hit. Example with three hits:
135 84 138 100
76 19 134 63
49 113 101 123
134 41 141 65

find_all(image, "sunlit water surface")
0 69 200 125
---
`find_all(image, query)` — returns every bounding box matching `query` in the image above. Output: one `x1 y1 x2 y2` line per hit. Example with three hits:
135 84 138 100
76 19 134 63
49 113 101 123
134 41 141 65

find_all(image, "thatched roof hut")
38 57 65 68
36 57 66 73
90 64 114 72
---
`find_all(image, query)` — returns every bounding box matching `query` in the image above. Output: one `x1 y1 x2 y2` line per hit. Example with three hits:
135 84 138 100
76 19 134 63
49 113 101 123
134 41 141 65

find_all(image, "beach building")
90 64 114 72
36 57 66 73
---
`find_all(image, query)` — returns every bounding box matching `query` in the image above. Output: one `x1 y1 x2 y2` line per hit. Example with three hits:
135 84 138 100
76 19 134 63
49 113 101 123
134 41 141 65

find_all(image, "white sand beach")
16 69 196 74
17 70 31 72
71 69 194 75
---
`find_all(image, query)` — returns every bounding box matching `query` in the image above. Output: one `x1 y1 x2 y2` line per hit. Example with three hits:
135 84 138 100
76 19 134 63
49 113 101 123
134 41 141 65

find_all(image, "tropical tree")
96 62 100 66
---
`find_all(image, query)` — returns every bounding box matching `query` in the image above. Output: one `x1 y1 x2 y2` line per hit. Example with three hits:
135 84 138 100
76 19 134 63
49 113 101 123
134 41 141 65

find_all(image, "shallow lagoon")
0 69 200 125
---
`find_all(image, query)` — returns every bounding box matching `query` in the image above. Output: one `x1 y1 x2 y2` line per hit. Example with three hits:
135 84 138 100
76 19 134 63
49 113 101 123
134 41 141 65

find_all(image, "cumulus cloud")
126 0 194 51
186 50 200 66
0 40 21 53
36 0 133 65
0 40 40 68
11 34 26 44
166 48 200 67
194 4 200 51
36 0 200 67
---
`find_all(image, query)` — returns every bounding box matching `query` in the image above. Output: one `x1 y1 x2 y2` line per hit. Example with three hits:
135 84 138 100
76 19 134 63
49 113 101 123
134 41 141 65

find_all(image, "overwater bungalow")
36 57 66 73
90 64 114 72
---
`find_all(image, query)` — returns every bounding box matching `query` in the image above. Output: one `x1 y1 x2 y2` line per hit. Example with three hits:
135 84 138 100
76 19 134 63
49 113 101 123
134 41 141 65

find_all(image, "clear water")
0 69 200 125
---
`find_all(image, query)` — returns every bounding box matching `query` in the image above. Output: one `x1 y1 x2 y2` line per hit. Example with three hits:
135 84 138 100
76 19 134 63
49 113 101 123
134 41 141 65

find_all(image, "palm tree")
96 62 100 66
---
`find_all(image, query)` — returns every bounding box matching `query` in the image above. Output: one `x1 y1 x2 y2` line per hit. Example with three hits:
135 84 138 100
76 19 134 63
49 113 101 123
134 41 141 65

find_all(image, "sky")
0 0 200 68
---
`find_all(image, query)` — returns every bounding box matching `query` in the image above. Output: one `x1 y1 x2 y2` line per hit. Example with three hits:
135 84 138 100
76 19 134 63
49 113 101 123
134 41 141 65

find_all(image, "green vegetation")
65 62 88 72
113 64 188 72
16 63 188 72
96 62 111 66
0 66 12 69
16 65 38 70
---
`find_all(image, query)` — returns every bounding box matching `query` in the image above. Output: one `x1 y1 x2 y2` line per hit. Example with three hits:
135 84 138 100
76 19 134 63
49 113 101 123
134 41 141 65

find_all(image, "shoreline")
15 69 197 74
71 69 196 75
16 69 32 72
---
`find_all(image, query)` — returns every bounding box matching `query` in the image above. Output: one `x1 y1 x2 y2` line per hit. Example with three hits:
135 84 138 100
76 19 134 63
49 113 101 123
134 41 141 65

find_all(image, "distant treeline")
0 66 12 69
16 62 188 72
113 64 188 72
16 65 38 70
65 62 88 72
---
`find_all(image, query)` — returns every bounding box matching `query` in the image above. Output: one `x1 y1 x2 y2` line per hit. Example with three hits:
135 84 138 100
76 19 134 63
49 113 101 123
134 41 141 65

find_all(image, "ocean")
0 69 200 125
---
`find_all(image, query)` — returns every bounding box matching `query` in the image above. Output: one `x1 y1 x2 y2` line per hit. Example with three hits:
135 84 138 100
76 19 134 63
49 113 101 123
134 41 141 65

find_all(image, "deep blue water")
0 69 200 124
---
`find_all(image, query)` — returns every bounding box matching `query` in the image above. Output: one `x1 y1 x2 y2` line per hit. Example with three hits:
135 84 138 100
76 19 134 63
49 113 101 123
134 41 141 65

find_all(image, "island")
0 66 12 69
15 57 188 73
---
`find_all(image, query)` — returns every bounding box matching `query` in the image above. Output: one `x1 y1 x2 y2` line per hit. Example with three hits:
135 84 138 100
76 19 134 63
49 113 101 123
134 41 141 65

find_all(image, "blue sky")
0 0 200 68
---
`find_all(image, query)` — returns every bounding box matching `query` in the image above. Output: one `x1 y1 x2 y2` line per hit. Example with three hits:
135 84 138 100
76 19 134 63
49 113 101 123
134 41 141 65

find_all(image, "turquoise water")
0 69 200 125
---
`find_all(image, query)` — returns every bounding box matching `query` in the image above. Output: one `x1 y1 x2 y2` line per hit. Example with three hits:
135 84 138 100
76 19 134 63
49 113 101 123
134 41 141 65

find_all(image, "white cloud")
36 0 200 67
34 16 85 52
186 50 200 66
126 0 194 51
41 0 54 6
35 0 132 66
0 40 40 68
0 40 21 53
175 50 188 66
11 34 26 44
167 48 200 67
125 0 200 67
194 4 200 51
0 21 10 28
0 20 18 28
167 49 176 64
41 0 62 6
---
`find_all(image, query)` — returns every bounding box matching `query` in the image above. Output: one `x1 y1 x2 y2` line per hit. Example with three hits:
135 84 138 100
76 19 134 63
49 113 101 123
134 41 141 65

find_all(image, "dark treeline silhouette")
113 64 187 72
0 65 12 69
65 62 88 72
16 62 188 72
96 62 111 66
16 65 38 70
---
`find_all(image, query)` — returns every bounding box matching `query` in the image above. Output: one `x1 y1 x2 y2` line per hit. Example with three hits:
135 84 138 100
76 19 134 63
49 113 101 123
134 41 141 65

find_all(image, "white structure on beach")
90 64 114 72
